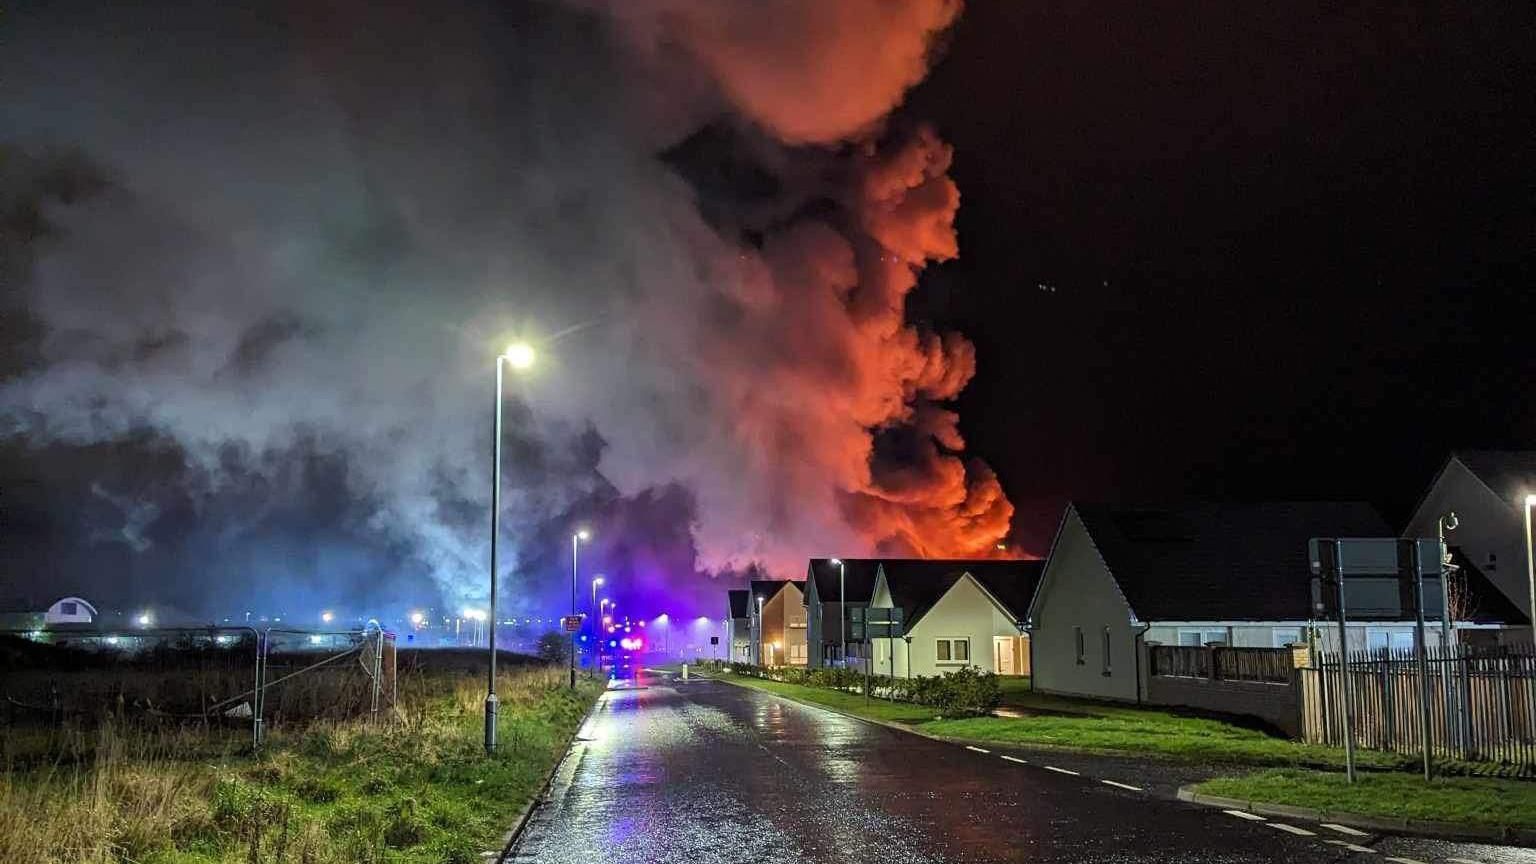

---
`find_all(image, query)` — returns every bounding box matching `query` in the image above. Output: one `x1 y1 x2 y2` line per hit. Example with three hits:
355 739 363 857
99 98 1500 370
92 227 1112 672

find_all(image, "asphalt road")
506 674 1536 863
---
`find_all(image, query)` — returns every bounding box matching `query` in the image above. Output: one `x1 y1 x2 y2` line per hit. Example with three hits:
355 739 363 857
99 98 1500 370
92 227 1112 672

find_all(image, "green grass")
1195 768 1536 829
717 669 1404 770
0 665 604 864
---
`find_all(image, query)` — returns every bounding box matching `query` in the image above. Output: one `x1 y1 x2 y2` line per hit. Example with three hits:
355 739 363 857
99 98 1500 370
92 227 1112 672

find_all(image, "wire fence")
1300 641 1536 766
0 625 395 754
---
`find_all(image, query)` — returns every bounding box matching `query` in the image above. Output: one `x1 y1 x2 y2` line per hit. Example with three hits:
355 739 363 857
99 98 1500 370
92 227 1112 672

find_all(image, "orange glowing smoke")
593 0 1013 566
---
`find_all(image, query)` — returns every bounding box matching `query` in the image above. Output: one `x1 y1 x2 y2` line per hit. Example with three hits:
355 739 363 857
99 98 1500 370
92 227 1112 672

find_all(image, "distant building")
44 596 98 625
802 558 881 668
1404 450 1536 636
747 579 807 667
726 589 752 662
864 560 1042 679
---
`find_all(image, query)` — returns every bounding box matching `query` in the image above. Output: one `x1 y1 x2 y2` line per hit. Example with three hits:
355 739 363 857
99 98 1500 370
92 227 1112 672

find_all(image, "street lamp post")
590 576 604 622
831 558 846 665
755 595 764 666
487 342 535 754
1524 495 1536 644
657 614 669 654
571 530 590 688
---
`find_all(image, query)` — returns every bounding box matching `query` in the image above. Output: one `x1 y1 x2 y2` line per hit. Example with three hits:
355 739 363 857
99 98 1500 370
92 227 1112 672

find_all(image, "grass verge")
1194 768 1536 829
0 665 604 864
715 670 1404 770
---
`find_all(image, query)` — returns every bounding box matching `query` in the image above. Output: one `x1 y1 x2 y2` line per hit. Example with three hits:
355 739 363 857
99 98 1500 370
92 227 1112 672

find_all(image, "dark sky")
1 0 1532 614
909 1 1536 550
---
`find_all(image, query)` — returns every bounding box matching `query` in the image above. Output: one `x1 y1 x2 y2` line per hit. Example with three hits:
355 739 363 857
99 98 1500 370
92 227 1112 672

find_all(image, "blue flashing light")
608 639 617 648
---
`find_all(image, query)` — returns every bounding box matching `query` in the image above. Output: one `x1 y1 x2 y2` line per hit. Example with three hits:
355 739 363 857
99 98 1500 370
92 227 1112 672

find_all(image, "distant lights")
308 635 323 645
321 611 334 624
409 611 425 626
135 612 153 628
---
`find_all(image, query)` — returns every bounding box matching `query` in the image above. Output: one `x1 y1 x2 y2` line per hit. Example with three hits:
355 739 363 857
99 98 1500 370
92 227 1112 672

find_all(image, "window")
61 602 77 616
935 638 970 664
789 643 807 662
1366 628 1414 654
1177 628 1227 647
1074 627 1085 665
1272 628 1302 648
1101 627 1112 676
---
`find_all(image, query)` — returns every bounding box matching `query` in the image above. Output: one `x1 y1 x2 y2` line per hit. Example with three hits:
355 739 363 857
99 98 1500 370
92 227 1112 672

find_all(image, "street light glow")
504 342 535 370
136 612 152 627
410 611 425 626
321 610 334 624
575 528 591 541
592 576 604 586
1526 494 1536 507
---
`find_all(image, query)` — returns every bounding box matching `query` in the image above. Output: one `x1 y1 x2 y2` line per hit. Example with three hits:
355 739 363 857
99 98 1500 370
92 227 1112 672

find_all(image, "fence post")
1379 648 1394 751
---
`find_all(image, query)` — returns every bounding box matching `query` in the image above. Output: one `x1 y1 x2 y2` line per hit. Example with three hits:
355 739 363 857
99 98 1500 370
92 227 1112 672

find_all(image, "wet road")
507 675 1536 863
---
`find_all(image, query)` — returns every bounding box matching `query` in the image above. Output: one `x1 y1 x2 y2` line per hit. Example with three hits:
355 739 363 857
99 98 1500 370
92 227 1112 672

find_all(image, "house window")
1366 628 1414 653
1177 628 1227 647
789 643 807 662
1271 628 1302 648
935 638 970 664
61 602 78 616
1101 627 1112 676
1074 627 1085 665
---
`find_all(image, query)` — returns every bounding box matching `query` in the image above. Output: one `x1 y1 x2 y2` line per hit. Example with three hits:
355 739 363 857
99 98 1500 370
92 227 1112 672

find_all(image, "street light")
136 612 152 628
590 576 604 623
321 610 334 624
487 342 535 753
656 613 669 654
1524 494 1536 639
571 529 591 688
410 611 424 627
831 558 846 665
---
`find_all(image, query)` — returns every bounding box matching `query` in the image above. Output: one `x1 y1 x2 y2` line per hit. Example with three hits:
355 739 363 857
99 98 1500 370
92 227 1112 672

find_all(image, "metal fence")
0 624 395 751
1300 642 1536 765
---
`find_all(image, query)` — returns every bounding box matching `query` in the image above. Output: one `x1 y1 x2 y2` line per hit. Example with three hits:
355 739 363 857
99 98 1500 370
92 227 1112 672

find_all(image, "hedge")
720 660 1000 717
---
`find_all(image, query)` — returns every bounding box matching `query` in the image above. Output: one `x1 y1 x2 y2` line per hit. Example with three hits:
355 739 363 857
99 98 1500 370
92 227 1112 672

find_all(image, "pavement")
505 672 1536 863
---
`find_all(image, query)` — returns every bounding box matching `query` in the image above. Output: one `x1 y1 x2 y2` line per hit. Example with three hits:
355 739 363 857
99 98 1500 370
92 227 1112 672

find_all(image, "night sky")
1 1 1532 617
912 1 1535 549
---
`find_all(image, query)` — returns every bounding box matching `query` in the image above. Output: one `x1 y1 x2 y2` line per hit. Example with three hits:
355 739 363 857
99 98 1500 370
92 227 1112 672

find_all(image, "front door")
994 636 1015 675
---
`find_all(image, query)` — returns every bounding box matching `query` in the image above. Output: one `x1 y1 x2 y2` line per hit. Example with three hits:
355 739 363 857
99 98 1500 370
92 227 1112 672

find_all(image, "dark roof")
804 559 882 604
1447 548 1530 626
880 559 1045 627
727 589 749 620
1455 451 1536 507
1072 501 1393 621
748 579 797 605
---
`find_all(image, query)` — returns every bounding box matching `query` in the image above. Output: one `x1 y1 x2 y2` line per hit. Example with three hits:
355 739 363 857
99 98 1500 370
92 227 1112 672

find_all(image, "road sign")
1307 538 1443 619
561 615 584 633
849 606 904 640
709 636 719 645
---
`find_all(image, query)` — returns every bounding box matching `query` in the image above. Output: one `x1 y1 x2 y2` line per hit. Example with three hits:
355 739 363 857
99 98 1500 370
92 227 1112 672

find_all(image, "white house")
44 596 97 625
864 560 1042 678
1403 451 1536 640
1026 502 1524 702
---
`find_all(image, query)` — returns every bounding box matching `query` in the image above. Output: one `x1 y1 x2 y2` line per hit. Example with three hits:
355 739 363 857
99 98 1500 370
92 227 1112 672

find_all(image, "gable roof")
1447 547 1530 626
804 559 882 605
748 579 799 608
878 559 1045 628
1453 451 1536 509
1072 501 1393 622
727 589 749 620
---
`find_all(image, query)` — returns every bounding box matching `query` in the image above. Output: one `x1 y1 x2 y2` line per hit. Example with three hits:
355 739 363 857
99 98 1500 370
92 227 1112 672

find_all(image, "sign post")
1399 538 1433 780
561 615 584 633
1316 539 1356 783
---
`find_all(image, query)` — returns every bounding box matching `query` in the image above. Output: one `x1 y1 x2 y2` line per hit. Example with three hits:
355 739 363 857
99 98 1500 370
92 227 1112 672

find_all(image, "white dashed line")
1100 779 1143 791
1446 859 1486 864
1321 823 1371 837
1000 755 1028 764
1222 809 1267 821
1042 765 1080 776
965 745 991 754
1384 858 1428 864
1266 823 1316 836
1323 839 1377 854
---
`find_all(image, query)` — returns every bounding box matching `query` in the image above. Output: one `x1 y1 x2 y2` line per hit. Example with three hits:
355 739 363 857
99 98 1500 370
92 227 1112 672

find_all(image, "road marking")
1266 823 1316 836
1323 840 1377 854
1042 765 1080 776
1321 823 1371 837
1446 859 1485 864
1000 755 1028 764
1383 858 1428 864
1100 780 1142 791
965 745 991 754
1222 809 1267 821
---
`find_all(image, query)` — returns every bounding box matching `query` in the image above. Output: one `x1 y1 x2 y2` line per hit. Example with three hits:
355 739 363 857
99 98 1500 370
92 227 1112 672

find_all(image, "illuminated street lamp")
1524 494 1536 638
487 342 535 753
409 611 425 628
590 576 604 623
656 613 669 654
320 610 334 624
571 529 591 688
136 611 153 628
831 558 846 665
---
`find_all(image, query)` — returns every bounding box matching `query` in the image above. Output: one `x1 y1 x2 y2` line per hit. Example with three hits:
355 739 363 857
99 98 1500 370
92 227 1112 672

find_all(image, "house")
864 560 1044 678
726 589 752 662
747 579 807 667
1026 501 1526 703
802 558 881 667
44 596 97 625
1403 451 1536 638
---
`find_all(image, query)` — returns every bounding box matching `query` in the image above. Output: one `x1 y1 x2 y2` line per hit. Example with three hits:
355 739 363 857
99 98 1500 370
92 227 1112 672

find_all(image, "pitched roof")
1454 451 1536 507
727 589 749 620
804 559 882 604
748 579 798 607
1447 548 1530 626
879 559 1045 628
1072 501 1393 621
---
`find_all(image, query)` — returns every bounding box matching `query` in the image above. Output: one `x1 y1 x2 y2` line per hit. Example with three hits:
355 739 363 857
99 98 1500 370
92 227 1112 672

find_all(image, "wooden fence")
1149 645 1293 684
1299 642 1536 766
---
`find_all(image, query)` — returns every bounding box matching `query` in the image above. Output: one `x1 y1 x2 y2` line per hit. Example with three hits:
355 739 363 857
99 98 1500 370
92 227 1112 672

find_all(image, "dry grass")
0 662 599 864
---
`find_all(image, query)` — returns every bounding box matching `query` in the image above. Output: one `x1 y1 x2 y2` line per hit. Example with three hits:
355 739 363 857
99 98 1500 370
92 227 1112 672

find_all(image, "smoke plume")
0 0 1010 616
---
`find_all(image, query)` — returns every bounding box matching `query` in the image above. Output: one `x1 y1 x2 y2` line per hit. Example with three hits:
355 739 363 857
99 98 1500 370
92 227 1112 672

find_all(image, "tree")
536 631 569 664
